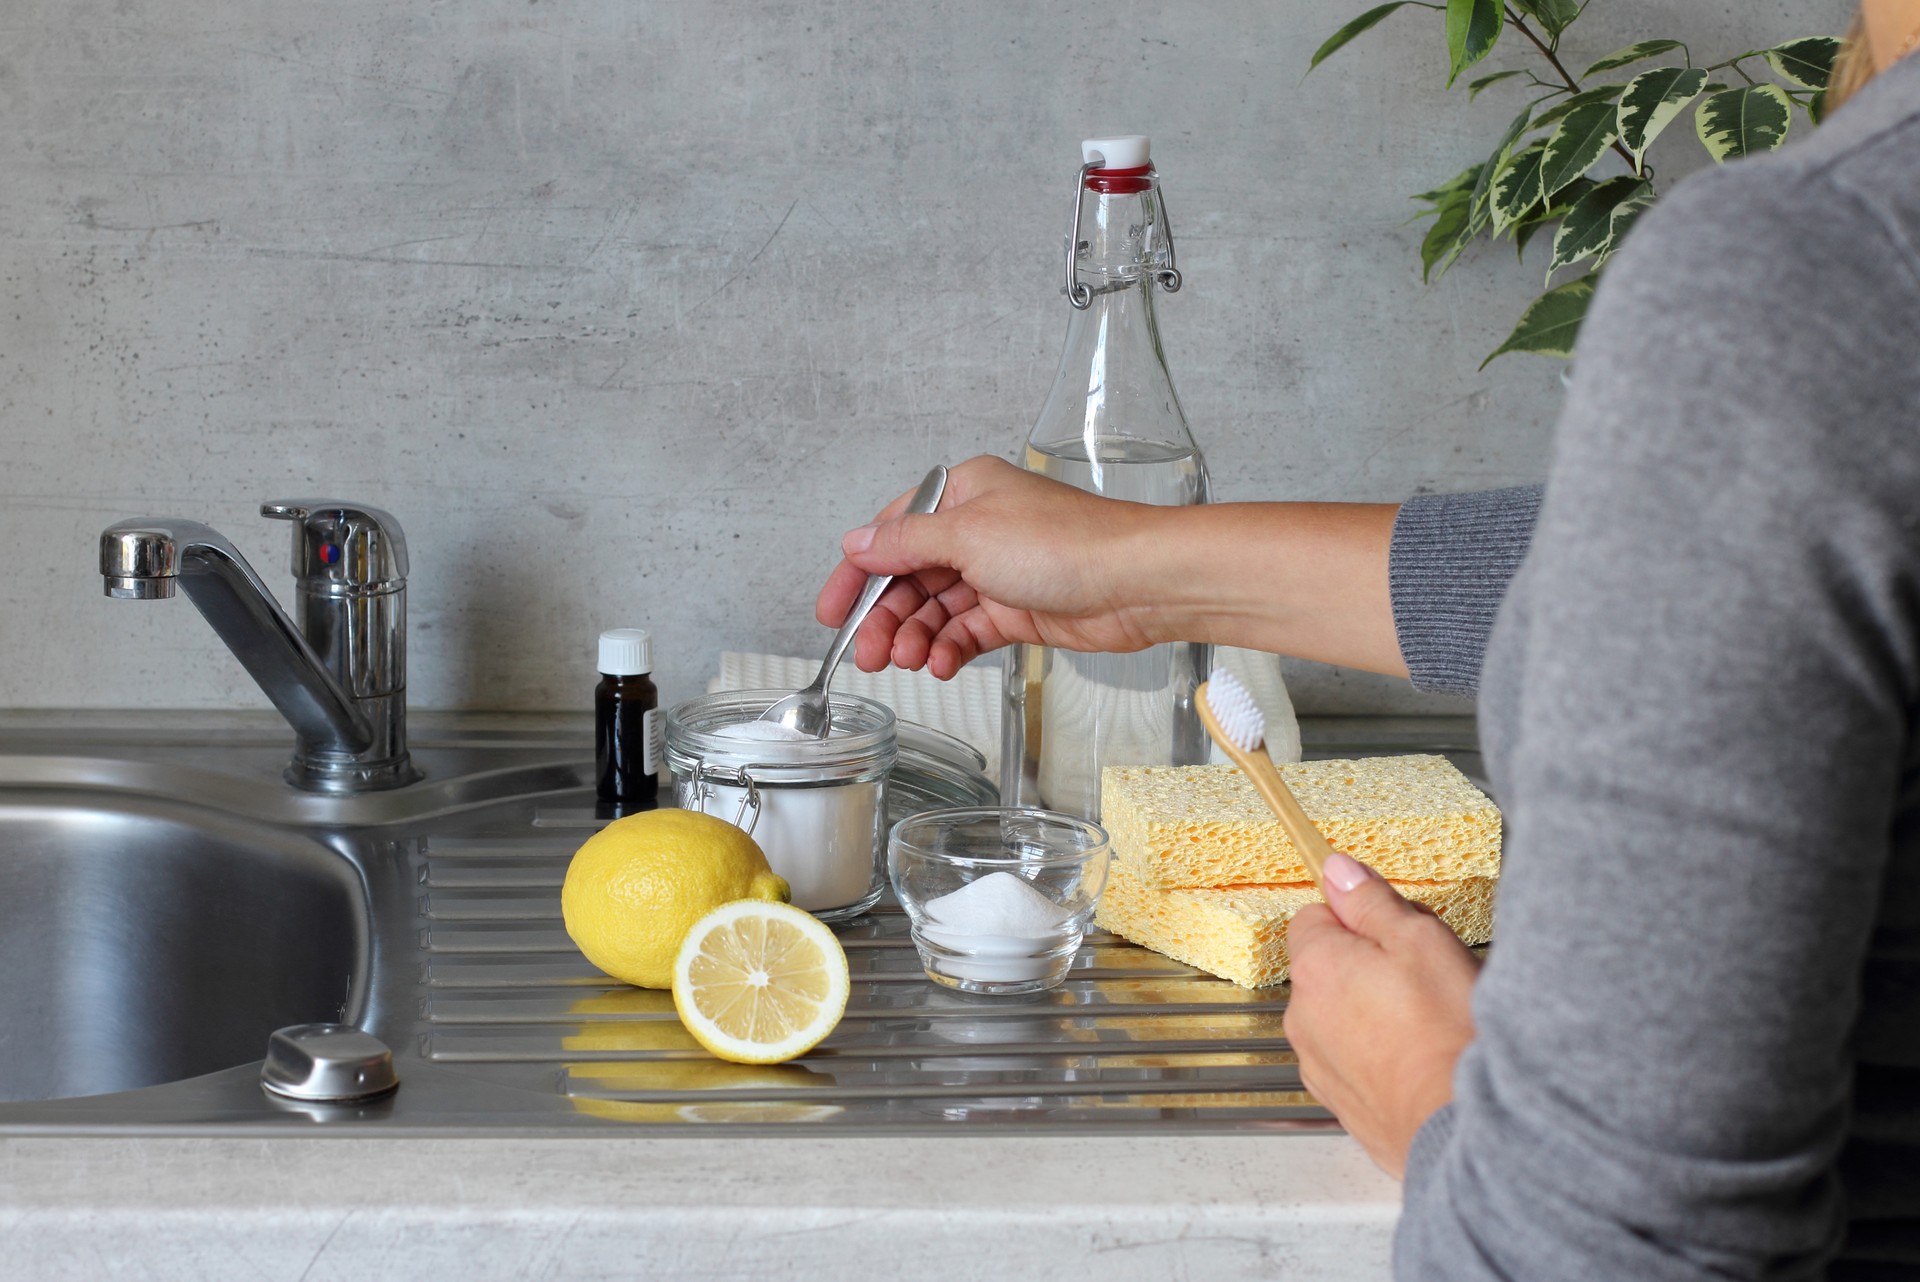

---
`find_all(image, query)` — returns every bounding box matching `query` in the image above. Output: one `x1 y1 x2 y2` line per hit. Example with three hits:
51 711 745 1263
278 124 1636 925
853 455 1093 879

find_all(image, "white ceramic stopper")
1080 135 1150 168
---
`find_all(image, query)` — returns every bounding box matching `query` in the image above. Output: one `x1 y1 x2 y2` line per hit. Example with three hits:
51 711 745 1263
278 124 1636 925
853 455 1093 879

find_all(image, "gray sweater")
1384 56 1920 1281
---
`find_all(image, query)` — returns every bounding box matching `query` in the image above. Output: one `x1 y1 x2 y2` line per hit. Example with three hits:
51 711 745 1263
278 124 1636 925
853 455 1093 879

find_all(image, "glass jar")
665 690 898 922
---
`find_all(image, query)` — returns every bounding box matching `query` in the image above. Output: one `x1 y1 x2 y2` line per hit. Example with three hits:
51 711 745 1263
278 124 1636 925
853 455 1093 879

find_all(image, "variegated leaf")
1468 100 1542 227
1584 40 1687 78
1510 0 1579 39
1421 190 1475 283
1412 163 1485 206
1489 141 1548 231
1445 0 1503 87
1548 177 1649 278
1592 188 1658 270
1530 82 1628 133
1512 179 1591 261
1695 84 1792 162
1482 276 1597 367
1309 2 1419 72
1468 68 1533 100
1764 36 1842 90
1540 100 1620 199
1617 66 1709 167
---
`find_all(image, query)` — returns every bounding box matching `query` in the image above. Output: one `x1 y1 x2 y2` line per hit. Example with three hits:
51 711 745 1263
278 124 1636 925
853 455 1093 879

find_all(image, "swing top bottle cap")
1081 135 1150 169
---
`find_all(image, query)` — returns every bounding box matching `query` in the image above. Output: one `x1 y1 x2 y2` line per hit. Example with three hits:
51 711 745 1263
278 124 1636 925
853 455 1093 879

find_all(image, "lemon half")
671 900 850 1065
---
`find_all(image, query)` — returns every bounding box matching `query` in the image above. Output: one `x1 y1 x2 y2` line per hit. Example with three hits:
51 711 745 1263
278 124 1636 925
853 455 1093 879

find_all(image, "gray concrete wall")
0 0 1849 715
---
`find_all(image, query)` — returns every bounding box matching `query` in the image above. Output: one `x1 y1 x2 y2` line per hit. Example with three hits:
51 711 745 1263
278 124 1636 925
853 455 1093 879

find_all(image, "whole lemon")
562 809 789 988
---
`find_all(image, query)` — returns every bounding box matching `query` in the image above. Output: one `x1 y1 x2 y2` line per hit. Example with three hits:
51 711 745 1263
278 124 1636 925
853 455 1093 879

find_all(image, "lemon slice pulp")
671 900 850 1065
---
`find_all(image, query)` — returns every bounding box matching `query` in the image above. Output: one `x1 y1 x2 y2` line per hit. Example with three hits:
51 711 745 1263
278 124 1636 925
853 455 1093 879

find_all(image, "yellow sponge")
1100 756 1500 889
1095 858 1496 989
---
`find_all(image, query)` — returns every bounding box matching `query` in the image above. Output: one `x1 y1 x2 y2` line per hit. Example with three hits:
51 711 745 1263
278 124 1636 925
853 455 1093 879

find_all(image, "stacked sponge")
1095 755 1500 988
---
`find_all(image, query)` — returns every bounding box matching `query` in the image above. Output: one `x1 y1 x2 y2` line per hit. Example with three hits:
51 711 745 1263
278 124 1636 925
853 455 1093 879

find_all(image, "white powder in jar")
702 719 880 913
711 721 814 743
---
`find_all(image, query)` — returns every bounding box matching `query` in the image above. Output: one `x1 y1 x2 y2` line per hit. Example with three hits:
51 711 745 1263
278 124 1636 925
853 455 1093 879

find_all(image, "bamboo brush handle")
1196 682 1335 891
1239 756 1334 890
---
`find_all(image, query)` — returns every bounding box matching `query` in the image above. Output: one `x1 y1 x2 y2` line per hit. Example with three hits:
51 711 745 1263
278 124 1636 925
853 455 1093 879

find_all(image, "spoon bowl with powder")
887 807 1110 995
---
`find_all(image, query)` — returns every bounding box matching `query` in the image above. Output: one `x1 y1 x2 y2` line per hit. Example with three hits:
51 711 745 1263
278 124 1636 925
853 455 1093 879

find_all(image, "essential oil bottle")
595 628 660 806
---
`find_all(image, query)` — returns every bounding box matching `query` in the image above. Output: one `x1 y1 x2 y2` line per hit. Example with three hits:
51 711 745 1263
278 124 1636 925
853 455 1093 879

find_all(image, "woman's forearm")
1126 501 1410 678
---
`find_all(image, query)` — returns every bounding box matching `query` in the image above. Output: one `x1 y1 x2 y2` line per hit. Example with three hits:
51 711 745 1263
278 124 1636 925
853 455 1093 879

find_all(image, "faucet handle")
261 500 409 593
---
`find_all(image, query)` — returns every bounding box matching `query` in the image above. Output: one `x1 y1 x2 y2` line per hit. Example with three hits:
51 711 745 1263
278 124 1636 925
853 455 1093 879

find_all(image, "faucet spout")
100 519 377 771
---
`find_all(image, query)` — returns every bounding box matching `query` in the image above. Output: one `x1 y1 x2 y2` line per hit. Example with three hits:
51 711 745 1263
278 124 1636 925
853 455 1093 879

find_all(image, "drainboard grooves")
414 826 1330 1129
429 1034 1295 1065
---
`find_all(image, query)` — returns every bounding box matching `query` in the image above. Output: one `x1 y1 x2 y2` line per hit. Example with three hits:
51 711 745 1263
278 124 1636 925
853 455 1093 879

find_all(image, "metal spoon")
761 464 949 738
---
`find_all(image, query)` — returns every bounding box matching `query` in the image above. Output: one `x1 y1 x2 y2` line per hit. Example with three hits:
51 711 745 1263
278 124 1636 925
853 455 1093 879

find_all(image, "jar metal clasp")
685 760 764 837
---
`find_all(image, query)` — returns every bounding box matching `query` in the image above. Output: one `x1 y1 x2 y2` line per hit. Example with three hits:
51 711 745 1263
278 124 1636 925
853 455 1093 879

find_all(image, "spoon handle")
815 465 949 685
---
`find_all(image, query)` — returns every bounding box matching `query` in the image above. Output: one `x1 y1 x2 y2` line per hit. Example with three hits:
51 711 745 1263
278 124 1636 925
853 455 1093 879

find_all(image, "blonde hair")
1827 11 1875 113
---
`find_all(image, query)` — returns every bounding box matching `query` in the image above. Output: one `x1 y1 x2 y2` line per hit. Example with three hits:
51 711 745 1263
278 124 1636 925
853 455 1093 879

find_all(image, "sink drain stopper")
260 1024 399 1103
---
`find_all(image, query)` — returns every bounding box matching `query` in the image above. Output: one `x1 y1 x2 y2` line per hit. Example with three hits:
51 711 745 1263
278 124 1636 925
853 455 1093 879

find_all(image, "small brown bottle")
595 628 660 806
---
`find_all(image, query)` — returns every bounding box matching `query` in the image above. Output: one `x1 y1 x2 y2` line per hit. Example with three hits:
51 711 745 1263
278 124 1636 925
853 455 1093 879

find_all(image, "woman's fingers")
815 558 872 627
851 578 926 671
890 597 949 672
926 603 1015 679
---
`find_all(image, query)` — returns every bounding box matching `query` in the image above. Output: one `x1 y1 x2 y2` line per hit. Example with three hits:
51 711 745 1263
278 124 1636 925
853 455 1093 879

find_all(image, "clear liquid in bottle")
1004 440 1212 820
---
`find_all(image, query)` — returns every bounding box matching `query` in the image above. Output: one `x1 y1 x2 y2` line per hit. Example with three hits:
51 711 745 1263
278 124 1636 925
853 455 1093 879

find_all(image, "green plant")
1311 2 1843 365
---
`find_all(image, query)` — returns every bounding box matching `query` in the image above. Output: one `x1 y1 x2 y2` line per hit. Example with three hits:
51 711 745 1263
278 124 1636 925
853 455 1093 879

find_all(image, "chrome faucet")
99 501 421 793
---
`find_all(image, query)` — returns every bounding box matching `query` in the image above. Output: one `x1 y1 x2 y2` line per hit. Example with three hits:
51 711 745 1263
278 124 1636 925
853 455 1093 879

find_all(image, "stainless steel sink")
0 710 1483 1136
0 790 367 1102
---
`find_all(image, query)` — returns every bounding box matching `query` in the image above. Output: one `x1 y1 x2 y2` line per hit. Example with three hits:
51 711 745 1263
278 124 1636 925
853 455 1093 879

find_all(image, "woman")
816 6 1920 1276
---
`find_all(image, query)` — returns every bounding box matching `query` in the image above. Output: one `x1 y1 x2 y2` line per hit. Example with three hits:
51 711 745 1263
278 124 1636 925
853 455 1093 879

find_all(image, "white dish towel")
710 646 1300 782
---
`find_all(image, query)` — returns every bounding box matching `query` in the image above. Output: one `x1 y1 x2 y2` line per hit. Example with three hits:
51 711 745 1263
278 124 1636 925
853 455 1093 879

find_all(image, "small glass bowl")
887 807 1110 995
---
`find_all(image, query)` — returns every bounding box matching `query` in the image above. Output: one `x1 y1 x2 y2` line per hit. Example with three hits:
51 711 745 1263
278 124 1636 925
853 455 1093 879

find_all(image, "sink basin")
0 789 368 1103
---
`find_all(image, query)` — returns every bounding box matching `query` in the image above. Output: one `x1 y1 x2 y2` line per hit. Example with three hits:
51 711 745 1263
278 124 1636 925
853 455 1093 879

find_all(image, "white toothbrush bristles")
1205 666 1265 753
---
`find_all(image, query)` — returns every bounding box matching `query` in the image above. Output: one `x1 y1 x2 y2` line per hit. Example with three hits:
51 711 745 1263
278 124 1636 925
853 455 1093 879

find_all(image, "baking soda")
703 719 879 913
925 871 1071 935
918 872 1076 985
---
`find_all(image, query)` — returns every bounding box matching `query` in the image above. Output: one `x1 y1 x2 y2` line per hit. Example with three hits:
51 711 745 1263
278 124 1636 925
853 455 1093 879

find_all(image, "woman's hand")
815 452 1409 680
815 456 1170 678
1284 851 1483 1178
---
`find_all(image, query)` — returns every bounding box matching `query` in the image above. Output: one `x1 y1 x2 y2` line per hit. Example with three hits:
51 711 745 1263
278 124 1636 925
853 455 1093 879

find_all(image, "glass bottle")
1001 135 1213 820
595 628 660 808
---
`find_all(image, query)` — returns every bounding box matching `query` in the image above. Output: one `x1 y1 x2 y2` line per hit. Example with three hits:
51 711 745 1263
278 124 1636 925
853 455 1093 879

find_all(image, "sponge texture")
1095 858 1496 988
1100 756 1500 889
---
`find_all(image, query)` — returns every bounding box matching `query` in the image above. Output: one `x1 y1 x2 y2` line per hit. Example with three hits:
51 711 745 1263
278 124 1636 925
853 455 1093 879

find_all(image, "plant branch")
1504 7 1639 169
1506 8 1581 89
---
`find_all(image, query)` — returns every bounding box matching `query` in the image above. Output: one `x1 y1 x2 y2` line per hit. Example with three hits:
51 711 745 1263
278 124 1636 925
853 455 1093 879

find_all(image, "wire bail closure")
685 760 764 837
1063 162 1184 310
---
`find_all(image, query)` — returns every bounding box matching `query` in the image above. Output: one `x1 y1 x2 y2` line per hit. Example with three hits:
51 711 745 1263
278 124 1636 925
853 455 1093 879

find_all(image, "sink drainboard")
414 816 1331 1131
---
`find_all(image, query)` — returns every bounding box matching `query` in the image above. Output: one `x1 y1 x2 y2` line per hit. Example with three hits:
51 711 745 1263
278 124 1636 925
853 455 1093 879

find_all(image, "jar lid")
598 628 652 675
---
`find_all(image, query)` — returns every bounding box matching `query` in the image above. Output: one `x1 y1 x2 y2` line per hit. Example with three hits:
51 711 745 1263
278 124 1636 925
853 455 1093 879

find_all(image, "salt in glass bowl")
887 807 1110 995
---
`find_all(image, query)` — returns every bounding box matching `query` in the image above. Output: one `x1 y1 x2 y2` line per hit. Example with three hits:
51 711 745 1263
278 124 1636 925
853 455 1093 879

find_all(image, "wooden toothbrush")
1196 668 1335 892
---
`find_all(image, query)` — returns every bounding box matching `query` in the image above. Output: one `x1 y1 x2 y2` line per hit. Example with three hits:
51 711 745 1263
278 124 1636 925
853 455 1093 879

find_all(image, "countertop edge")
1 1133 1402 1280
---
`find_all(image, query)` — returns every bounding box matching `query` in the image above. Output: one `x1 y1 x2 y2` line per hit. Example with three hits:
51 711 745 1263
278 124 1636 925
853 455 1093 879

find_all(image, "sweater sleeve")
1393 146 1920 1277
1388 486 1543 695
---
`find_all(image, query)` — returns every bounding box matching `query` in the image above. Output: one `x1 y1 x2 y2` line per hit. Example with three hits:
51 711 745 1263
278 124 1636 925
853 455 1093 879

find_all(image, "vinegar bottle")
1001 135 1213 820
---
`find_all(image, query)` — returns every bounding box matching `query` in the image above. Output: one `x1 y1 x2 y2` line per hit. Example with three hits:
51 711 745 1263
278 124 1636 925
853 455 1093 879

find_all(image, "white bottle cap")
598 628 652 676
1081 135 1150 168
